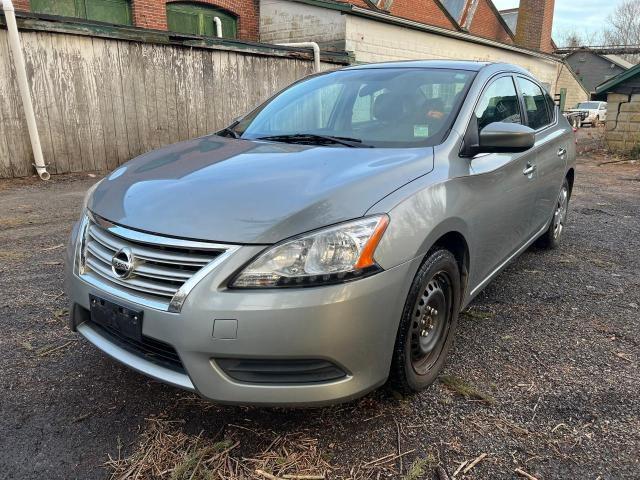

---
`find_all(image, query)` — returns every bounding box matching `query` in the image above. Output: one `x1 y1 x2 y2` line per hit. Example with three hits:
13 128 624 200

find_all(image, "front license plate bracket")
89 294 143 342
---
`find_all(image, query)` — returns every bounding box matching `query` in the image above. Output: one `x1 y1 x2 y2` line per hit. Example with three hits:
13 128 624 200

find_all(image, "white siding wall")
259 1 588 103
346 16 562 93
260 0 346 46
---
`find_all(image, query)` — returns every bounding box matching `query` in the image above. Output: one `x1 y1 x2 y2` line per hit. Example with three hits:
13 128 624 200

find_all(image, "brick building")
13 0 555 53
13 0 586 106
12 0 260 41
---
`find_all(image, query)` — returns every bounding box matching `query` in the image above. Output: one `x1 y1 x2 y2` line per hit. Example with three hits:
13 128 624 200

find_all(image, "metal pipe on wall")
213 16 222 38
276 42 321 73
2 0 49 180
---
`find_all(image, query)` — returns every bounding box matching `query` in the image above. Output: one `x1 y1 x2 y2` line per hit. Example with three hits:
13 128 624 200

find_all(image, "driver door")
464 75 539 284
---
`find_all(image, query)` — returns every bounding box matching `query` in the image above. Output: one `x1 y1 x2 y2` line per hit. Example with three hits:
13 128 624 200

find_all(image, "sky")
492 0 626 43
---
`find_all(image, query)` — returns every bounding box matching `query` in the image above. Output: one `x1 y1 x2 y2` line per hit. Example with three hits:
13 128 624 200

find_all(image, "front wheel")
535 177 570 249
390 249 461 393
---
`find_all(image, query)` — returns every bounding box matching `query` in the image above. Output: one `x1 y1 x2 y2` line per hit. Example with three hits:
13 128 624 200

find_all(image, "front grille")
79 215 232 311
88 319 185 373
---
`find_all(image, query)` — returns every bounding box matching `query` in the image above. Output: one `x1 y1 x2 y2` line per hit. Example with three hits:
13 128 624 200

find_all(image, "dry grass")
460 308 495 321
106 418 334 480
439 375 496 405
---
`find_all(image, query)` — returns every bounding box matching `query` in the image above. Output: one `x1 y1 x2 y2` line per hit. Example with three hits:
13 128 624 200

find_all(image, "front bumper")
65 226 418 406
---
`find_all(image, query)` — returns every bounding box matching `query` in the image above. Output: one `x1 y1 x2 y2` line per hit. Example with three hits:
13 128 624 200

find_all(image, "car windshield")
577 102 601 109
232 68 476 148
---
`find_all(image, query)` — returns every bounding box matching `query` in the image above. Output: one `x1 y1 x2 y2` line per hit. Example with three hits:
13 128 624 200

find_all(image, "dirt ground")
0 129 638 480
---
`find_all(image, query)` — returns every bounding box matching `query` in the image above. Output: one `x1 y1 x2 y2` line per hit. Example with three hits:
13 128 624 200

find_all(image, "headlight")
230 215 389 288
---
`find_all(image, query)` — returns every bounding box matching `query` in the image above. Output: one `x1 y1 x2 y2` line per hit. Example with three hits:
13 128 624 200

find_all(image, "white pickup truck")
566 101 607 127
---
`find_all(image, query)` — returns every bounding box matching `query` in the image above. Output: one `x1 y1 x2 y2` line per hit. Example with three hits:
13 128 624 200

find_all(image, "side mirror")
478 122 535 154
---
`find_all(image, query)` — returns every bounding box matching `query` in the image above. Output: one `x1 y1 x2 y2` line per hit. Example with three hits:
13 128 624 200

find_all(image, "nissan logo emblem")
111 247 135 279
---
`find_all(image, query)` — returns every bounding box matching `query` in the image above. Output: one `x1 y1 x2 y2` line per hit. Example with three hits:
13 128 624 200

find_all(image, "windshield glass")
577 102 600 109
233 68 476 148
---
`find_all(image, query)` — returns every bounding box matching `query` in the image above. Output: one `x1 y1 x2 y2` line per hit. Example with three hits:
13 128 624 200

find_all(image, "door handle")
523 164 537 176
558 147 567 157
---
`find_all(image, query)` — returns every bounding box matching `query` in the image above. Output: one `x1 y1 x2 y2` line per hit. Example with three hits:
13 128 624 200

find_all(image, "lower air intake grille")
216 358 346 384
89 319 185 373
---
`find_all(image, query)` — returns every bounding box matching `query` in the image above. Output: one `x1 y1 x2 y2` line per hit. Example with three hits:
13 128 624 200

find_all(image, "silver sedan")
65 60 575 406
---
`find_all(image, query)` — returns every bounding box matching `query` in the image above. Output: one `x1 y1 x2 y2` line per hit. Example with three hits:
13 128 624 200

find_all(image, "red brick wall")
514 0 555 53
133 0 259 40
340 0 458 30
12 0 259 41
467 0 513 44
12 0 31 10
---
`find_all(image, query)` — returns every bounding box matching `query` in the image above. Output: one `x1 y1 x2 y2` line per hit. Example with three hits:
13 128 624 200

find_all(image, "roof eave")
596 64 640 94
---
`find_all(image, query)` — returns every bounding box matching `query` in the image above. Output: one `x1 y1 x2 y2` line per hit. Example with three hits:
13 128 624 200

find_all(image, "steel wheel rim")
409 271 453 375
553 186 568 239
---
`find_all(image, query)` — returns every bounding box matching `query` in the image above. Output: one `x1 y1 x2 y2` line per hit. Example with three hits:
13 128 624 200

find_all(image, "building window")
441 0 466 22
166 2 238 39
31 0 132 26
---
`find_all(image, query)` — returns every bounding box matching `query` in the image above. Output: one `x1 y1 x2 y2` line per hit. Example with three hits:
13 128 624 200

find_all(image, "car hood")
89 135 433 244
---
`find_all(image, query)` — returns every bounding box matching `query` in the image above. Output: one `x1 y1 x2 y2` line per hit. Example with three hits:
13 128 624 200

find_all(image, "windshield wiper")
219 127 240 139
257 133 373 148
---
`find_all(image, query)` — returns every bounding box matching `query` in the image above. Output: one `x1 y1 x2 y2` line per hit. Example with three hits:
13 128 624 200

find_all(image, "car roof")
343 60 530 75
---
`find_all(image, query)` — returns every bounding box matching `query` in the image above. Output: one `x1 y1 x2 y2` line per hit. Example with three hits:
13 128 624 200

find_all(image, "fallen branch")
362 449 416 468
452 460 468 477
256 469 283 480
515 467 539 480
395 419 403 474
42 243 64 251
38 341 73 357
282 475 325 479
462 453 487 474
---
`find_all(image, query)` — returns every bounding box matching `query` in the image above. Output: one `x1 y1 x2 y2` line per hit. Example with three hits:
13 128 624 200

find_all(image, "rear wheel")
535 177 570 249
390 249 461 393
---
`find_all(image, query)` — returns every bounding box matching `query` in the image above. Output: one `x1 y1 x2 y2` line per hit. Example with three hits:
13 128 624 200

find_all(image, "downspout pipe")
2 0 49 180
276 42 321 73
213 16 222 38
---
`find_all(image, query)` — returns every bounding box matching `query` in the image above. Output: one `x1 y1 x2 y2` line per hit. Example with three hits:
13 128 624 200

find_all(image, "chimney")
515 0 555 53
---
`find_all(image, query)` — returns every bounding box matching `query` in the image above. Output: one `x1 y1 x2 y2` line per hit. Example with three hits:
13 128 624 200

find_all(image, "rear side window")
475 76 521 130
517 77 551 130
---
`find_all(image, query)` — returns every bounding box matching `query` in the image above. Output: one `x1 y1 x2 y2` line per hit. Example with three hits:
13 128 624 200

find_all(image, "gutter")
349 6 561 62
1 0 49 180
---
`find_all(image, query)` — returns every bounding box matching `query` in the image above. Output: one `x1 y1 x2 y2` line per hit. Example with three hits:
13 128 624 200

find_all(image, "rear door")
515 76 568 232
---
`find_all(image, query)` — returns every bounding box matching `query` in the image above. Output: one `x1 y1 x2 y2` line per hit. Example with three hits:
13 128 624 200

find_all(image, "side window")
475 76 521 130
517 77 552 130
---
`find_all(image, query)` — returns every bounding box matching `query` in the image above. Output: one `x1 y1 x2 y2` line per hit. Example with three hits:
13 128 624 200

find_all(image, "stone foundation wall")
605 93 640 154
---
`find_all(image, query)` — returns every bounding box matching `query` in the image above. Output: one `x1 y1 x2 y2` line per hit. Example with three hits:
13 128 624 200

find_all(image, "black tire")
535 177 570 249
390 248 461 394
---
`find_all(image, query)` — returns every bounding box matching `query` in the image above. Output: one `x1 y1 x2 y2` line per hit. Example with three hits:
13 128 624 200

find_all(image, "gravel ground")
1 130 638 479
